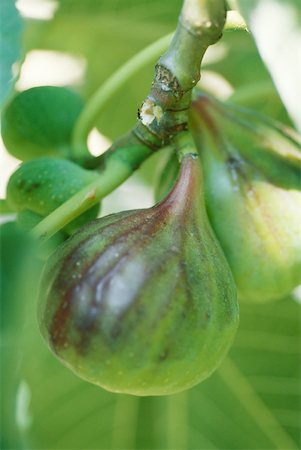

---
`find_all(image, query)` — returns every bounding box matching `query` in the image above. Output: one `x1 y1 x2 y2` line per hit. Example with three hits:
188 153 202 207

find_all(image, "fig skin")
6 158 100 234
191 95 301 302
38 154 238 396
1 86 84 161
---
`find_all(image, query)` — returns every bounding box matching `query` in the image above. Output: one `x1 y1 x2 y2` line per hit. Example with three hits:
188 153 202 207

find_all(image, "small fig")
1 86 84 160
38 153 238 396
7 158 100 234
191 94 301 302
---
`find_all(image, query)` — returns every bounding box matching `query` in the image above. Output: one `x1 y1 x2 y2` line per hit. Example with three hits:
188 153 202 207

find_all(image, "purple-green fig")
191 94 301 302
6 158 100 234
38 153 238 396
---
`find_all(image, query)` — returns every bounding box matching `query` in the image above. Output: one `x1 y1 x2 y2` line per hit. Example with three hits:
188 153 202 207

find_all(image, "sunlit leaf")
235 0 301 132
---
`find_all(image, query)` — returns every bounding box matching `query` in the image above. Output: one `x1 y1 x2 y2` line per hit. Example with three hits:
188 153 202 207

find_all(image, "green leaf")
0 222 38 450
1 86 84 160
0 0 23 106
188 298 300 449
235 0 301 132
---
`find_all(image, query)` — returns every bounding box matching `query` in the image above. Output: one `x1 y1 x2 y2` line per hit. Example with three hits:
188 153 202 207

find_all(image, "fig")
38 152 238 396
1 86 84 161
7 158 100 234
191 94 301 302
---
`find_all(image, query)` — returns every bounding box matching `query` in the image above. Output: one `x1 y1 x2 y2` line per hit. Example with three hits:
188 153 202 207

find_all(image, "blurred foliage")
236 0 301 131
17 0 292 189
20 0 291 139
0 0 23 106
22 0 181 138
1 0 300 449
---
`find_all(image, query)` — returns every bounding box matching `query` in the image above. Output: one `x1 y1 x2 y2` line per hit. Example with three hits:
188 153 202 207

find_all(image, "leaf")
0 222 38 450
1 86 84 160
0 0 23 106
188 297 300 449
235 0 301 132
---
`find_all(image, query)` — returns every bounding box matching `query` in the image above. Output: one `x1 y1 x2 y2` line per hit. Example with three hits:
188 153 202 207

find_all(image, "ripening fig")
1 86 84 161
7 158 100 234
38 153 238 396
191 94 301 302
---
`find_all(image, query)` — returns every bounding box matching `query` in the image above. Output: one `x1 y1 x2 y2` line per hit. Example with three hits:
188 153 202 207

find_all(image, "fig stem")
32 157 134 240
134 0 227 145
32 143 172 241
175 131 199 161
32 0 229 240
72 32 174 160
71 9 245 162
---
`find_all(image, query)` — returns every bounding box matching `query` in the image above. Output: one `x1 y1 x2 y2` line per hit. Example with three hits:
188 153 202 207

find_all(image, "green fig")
1 86 84 161
7 158 100 234
38 153 238 396
191 94 301 302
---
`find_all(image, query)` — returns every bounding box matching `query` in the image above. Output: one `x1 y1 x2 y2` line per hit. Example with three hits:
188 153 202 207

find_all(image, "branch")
32 0 227 241
71 7 244 164
71 32 174 161
32 137 157 240
135 0 226 145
